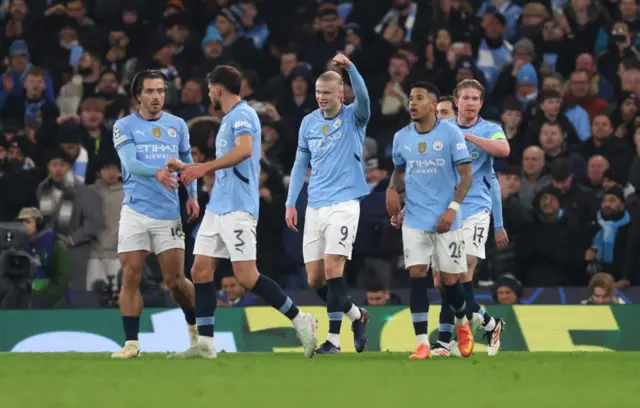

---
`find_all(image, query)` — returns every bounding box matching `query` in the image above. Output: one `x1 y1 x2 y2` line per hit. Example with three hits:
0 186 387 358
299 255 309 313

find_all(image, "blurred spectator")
541 73 592 142
519 146 551 210
585 186 639 287
0 40 54 105
363 278 401 306
87 155 123 291
609 91 638 147
1 67 59 130
580 272 625 304
174 79 206 121
492 165 531 278
217 276 259 307
36 149 102 290
277 64 315 132
94 70 129 130
520 186 585 286
191 25 231 80
56 51 103 115
565 69 609 120
492 274 523 305
581 113 634 181
538 121 586 183
524 90 581 150
586 154 609 193
575 52 615 102
18 206 71 308
549 157 598 225
0 138 40 221
471 8 512 93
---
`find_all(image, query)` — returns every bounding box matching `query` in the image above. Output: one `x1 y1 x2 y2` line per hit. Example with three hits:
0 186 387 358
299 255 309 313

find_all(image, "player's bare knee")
440 272 459 286
323 255 346 279
409 265 428 278
191 256 214 283
307 274 325 288
306 261 325 288
232 261 259 288
163 273 179 289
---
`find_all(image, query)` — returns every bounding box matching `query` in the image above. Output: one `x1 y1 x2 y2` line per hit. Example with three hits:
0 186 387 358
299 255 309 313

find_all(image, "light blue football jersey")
392 120 471 232
207 101 261 220
296 66 370 209
445 117 506 220
299 104 370 208
113 112 190 220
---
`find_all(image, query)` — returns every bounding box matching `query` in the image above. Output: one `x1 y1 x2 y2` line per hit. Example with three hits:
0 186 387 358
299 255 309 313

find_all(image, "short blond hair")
317 70 343 87
454 79 485 100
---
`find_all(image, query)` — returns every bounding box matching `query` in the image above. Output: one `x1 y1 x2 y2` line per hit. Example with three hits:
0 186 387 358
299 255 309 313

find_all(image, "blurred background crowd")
0 0 638 309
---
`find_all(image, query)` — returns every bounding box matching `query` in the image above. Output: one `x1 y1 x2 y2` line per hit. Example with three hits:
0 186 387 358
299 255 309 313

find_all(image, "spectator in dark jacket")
584 187 640 288
519 186 585 286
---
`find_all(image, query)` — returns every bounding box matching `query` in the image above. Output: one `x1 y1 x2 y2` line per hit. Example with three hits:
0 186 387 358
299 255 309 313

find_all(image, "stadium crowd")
0 0 638 309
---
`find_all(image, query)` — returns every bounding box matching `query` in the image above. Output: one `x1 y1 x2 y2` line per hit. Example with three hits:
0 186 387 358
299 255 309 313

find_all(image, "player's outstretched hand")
166 157 185 172
332 53 353 69
180 164 207 185
436 209 456 233
186 197 200 223
495 229 509 249
155 168 179 191
386 188 402 216
285 206 298 232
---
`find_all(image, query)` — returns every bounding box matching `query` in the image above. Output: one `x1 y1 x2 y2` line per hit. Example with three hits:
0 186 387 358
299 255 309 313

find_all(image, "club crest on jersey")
418 141 427 154
152 128 161 138
333 119 341 129
167 128 177 137
432 141 443 151
322 124 330 135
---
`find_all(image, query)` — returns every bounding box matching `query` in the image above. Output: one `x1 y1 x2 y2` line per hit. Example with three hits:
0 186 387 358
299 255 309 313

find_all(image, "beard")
213 100 222 111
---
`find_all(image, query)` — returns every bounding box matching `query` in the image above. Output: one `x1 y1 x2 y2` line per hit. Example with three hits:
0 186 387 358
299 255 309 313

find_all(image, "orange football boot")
409 343 431 360
456 321 475 357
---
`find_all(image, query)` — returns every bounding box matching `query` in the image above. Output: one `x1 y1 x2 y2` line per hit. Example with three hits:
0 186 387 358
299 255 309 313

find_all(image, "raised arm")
333 53 370 124
346 64 370 124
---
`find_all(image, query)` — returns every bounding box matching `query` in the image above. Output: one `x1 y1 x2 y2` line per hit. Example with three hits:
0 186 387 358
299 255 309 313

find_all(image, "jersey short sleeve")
391 130 406 167
489 123 507 140
178 118 191 155
231 110 256 139
113 120 132 150
450 126 471 166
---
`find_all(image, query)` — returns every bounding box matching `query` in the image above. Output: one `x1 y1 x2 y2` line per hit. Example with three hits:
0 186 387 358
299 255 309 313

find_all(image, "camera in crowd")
0 223 34 283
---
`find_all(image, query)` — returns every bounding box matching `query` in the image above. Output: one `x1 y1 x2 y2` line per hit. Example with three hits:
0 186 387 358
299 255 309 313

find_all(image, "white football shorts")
462 211 491 259
402 226 466 274
303 200 359 263
193 210 257 262
118 205 185 254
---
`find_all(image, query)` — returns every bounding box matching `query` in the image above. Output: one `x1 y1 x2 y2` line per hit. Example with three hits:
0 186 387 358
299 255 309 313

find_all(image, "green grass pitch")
2 352 639 407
